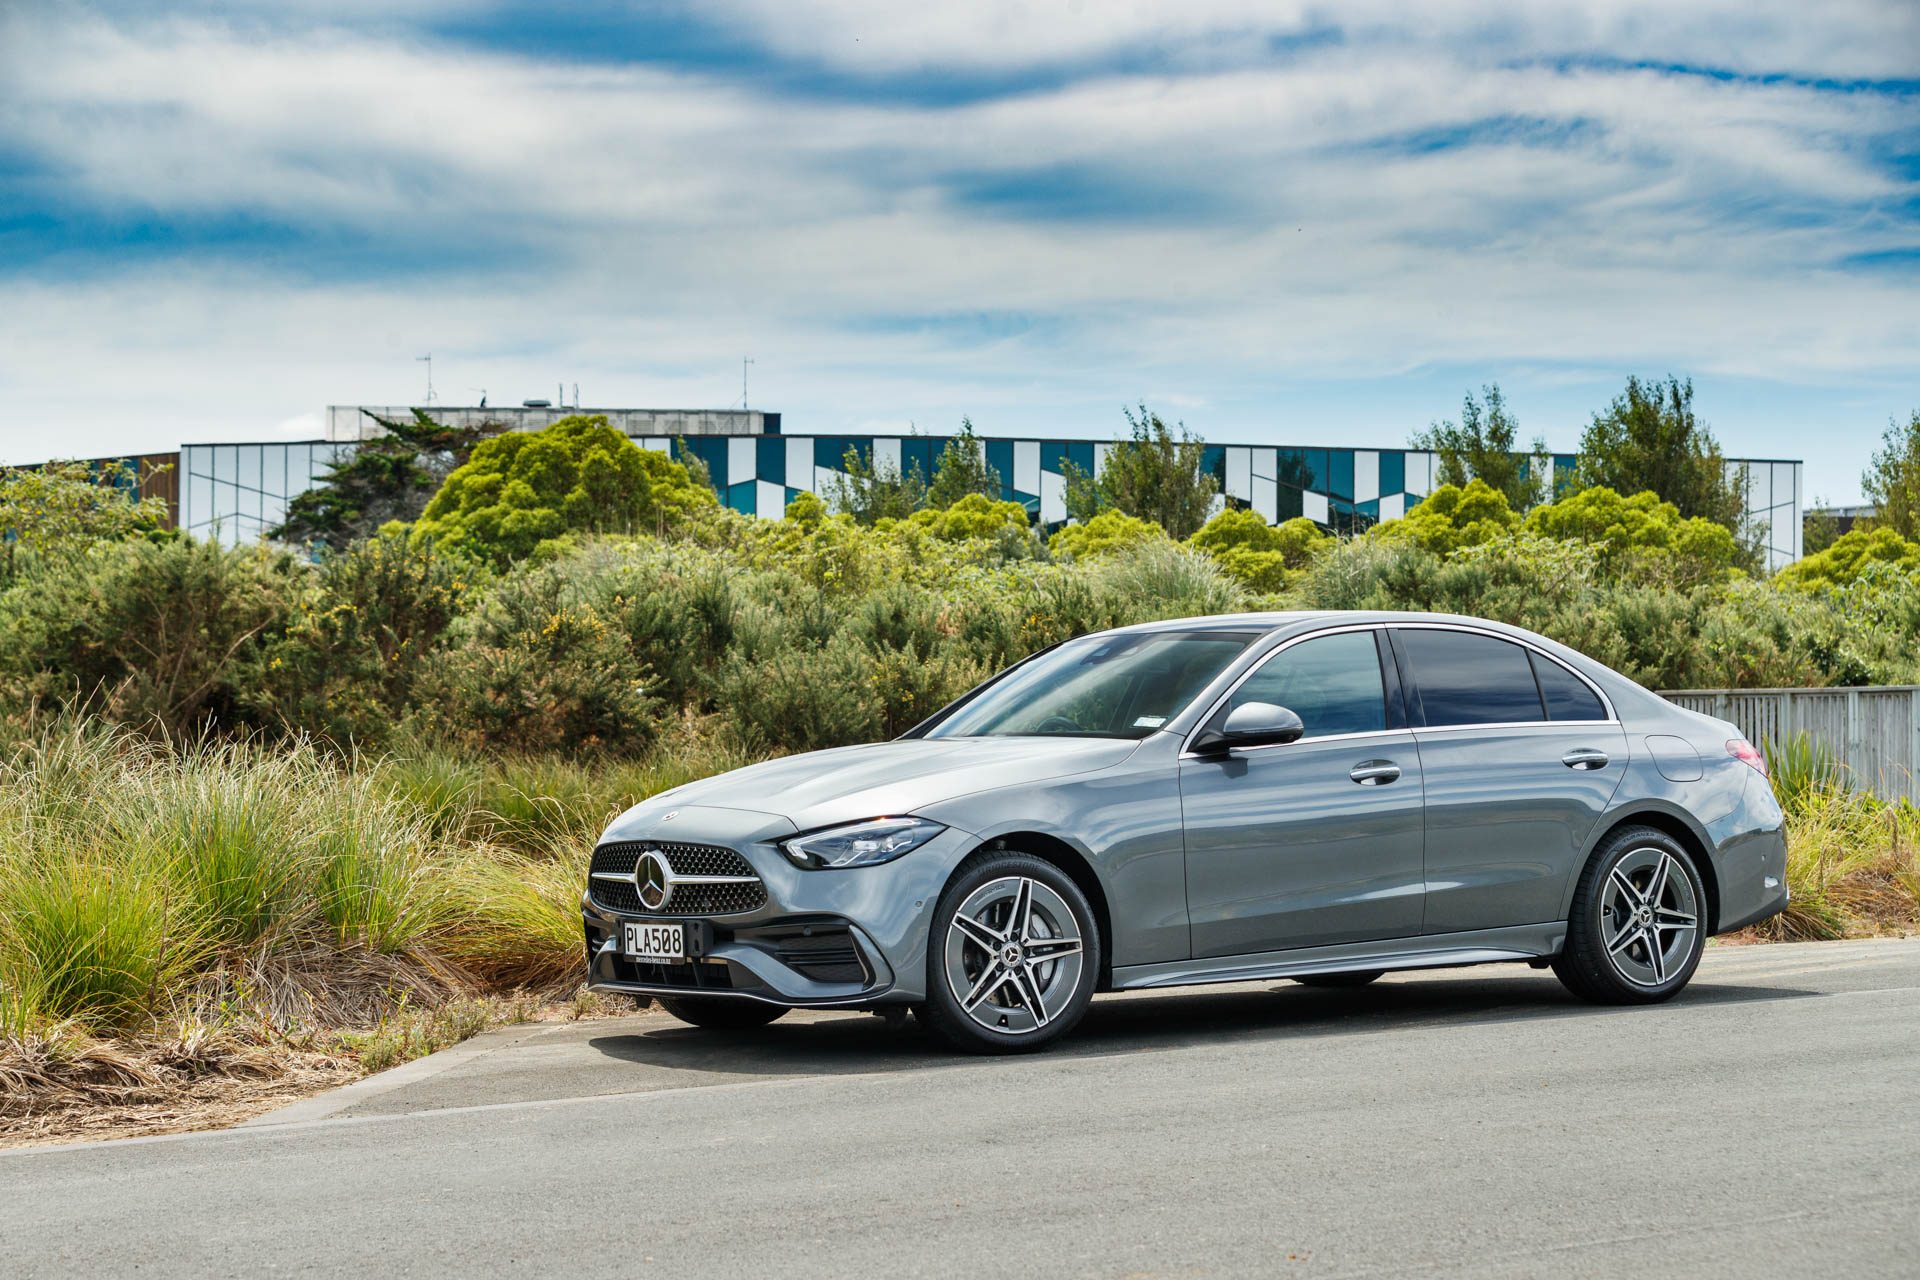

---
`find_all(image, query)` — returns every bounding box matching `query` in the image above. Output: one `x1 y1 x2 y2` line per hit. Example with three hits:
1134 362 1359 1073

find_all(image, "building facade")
163 407 1804 569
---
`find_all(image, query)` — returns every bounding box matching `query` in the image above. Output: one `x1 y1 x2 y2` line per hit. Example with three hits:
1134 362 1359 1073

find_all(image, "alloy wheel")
942 875 1086 1036
1599 846 1701 988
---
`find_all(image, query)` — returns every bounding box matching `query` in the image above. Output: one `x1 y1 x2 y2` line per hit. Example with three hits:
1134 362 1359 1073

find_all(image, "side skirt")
1111 922 1567 991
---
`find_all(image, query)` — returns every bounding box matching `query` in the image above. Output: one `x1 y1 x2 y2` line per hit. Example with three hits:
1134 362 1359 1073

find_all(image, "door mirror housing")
1192 702 1306 755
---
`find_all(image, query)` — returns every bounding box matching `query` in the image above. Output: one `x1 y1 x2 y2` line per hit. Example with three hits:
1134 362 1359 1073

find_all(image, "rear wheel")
656 996 789 1030
1554 826 1706 1004
921 853 1100 1054
1292 970 1385 988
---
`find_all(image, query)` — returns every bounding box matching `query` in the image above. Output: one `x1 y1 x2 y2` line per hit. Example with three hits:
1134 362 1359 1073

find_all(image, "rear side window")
1397 629 1544 727
1530 651 1607 721
1230 631 1386 740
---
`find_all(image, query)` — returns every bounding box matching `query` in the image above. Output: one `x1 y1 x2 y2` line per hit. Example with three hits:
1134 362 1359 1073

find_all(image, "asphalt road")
5 938 1917 1278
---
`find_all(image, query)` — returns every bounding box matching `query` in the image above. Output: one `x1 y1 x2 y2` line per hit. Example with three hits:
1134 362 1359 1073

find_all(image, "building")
78 404 1806 569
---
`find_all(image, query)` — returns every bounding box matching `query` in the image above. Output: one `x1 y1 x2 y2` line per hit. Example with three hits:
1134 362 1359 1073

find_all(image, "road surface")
4 938 1917 1278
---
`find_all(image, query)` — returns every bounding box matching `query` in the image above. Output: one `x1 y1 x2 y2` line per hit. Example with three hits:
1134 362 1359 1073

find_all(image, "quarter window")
1530 651 1606 721
1230 631 1386 740
1397 629 1545 726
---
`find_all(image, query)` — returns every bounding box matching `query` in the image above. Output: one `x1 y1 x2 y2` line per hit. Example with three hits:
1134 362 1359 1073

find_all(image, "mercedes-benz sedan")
582 611 1788 1053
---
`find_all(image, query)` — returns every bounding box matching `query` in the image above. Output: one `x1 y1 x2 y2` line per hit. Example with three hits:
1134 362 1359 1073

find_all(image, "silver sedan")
582 611 1789 1053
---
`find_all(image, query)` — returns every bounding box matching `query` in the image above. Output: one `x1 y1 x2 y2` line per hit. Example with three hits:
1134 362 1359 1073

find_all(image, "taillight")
1728 739 1767 777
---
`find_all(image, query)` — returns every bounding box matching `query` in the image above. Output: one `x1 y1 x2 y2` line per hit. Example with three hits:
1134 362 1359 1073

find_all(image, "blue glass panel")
785 487 802 512
1327 450 1354 500
1041 440 1072 476
726 481 756 514
985 441 1015 499
1201 445 1226 485
1356 499 1379 519
684 437 728 488
1066 442 1094 476
901 437 934 481
756 436 785 485
1276 448 1324 491
1274 484 1304 522
814 436 843 470
1379 450 1405 497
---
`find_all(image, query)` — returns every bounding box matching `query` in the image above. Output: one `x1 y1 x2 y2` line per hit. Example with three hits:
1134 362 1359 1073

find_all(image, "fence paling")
1658 685 1920 805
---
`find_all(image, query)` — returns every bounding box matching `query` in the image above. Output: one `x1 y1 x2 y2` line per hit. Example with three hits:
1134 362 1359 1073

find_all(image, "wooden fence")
1659 685 1920 804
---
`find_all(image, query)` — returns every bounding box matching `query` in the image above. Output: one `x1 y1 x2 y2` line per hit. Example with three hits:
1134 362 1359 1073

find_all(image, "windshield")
925 630 1258 740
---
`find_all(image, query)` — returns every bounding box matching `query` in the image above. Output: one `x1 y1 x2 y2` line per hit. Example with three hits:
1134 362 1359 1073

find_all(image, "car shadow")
586 972 1817 1079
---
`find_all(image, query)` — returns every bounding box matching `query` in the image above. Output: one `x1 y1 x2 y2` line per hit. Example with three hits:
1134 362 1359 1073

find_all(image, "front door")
1180 628 1427 958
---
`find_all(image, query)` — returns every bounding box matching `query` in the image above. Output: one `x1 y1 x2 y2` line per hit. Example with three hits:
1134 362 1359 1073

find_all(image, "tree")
1861 410 1920 540
826 442 926 525
0 459 171 580
1409 384 1548 511
1801 502 1843 557
274 409 494 552
926 418 1003 509
1062 404 1219 540
411 415 715 567
906 493 1032 541
1188 509 1329 592
1573 376 1746 529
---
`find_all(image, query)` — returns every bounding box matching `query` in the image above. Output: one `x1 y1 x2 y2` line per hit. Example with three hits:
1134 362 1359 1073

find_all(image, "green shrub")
0 537 301 739
1049 509 1168 560
1188 510 1328 592
1777 526 1920 589
413 416 715 567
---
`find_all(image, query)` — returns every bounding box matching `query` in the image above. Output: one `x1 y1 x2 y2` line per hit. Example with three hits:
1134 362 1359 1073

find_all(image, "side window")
1397 629 1544 726
1530 651 1607 721
1230 631 1386 740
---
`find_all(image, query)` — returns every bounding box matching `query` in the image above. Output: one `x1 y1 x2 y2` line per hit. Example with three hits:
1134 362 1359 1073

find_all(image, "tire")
921 852 1101 1054
656 996 790 1030
1292 970 1385 989
1553 825 1707 1005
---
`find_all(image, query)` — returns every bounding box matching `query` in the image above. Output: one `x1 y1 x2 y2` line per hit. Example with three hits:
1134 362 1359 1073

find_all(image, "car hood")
603 736 1141 838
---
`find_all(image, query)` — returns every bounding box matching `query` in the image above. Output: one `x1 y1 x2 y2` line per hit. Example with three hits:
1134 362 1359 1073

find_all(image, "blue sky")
1 1 1916 501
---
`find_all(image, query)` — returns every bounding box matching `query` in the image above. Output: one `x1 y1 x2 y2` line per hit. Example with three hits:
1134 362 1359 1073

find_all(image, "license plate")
622 921 685 963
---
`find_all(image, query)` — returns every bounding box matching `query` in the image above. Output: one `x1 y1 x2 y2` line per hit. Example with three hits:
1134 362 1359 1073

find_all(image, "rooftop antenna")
416 353 435 403
573 383 580 409
742 356 754 411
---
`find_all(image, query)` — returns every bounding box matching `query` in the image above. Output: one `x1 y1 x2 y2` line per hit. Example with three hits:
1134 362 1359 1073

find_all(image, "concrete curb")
238 1020 569 1130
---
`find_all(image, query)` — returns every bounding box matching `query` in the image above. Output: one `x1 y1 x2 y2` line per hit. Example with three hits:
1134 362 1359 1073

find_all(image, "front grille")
588 841 768 917
772 929 868 985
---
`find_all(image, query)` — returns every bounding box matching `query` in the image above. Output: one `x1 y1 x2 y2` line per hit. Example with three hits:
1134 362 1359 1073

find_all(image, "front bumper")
580 804 977 1007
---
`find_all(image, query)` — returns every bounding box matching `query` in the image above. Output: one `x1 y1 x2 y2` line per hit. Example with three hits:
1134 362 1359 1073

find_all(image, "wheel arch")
963 831 1116 991
1582 808 1722 935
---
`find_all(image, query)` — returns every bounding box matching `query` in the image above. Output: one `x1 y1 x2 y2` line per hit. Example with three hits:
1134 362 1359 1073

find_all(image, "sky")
0 1 1916 503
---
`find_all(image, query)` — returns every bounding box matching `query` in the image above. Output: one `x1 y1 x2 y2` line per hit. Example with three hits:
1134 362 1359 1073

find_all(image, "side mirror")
1192 701 1305 755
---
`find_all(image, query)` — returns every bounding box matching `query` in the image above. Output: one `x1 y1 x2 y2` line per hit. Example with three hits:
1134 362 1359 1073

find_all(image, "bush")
1188 510 1329 592
1370 479 1518 555
413 416 715 567
1522 485 1746 586
1049 509 1167 560
0 537 301 739
1777 526 1920 589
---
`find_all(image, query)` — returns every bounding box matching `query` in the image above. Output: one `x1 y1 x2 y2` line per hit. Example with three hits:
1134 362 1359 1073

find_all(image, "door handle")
1562 748 1610 771
1349 760 1401 786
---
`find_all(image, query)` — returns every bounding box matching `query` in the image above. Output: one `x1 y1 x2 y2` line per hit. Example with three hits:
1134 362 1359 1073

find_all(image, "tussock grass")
0 719 739 1134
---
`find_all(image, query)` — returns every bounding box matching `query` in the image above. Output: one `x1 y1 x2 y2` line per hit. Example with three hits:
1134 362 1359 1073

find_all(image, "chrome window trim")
1389 621 1619 726
1177 619 1619 759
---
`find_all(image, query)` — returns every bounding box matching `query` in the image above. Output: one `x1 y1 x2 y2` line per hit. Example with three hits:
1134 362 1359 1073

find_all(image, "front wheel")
921 853 1101 1054
1553 826 1707 1004
656 996 789 1030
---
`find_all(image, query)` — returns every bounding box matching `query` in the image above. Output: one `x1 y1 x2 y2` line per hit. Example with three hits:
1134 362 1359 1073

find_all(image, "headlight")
782 817 946 869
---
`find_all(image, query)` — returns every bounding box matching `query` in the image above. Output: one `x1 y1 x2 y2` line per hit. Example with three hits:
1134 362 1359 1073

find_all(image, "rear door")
1180 627 1427 957
1389 625 1627 936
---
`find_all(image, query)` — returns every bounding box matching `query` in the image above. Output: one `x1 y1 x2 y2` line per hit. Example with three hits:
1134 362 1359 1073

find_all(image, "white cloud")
0 1 1913 501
